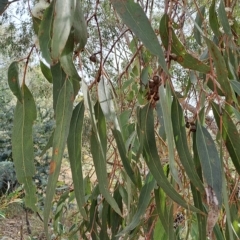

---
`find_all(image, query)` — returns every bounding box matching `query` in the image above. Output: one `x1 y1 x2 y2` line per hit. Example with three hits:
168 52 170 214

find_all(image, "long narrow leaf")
67 101 87 219
12 84 37 211
51 0 76 62
116 173 155 237
211 102 240 174
44 78 74 238
196 121 222 205
137 103 201 212
90 101 122 216
171 95 204 193
111 0 168 74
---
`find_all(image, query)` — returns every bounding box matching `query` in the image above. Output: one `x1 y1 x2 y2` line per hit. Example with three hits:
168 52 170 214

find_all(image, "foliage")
1 0 240 239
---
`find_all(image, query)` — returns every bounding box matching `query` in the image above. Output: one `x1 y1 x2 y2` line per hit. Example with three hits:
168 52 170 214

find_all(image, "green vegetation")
1 0 240 239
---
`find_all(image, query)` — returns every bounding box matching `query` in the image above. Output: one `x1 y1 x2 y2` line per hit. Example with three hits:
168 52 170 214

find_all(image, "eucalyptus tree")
2 0 240 239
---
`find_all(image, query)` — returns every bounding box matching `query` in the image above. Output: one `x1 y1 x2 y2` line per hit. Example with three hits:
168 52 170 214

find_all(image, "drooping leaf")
51 0 76 63
230 80 240 96
196 121 222 205
112 129 137 185
218 0 232 36
90 101 122 216
60 31 81 82
111 0 168 74
38 1 54 64
159 13 210 73
171 95 204 193
116 173 155 237
154 186 168 235
73 0 88 51
204 37 232 101
8 61 22 103
40 61 52 83
0 0 8 15
209 0 221 38
32 16 41 35
99 201 110 240
111 185 123 238
12 84 37 211
60 30 80 97
44 78 74 238
191 183 207 240
137 103 201 212
159 84 181 186
194 6 205 46
51 62 65 112
211 102 240 175
67 101 87 220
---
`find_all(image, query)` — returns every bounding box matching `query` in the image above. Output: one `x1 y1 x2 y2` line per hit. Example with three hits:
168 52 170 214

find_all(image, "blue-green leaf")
196 121 222 205
44 78 74 238
90 101 122 216
12 84 37 211
8 61 22 103
218 0 232 36
194 6 205 46
111 0 168 74
67 101 87 219
73 0 88 51
171 95 204 193
137 103 201 212
211 102 240 175
38 1 54 64
204 37 232 100
51 0 76 63
116 173 155 237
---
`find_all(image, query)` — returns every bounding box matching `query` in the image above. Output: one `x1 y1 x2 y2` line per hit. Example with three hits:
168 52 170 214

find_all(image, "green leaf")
204 37 232 101
90 101 122 216
137 103 201 212
99 201 110 240
32 16 41 35
153 218 167 240
111 185 123 238
211 102 240 175
171 95 205 193
60 30 80 97
159 84 181 186
209 0 221 38
116 173 155 237
0 0 8 15
51 62 65 112
60 31 81 82
51 0 76 63
154 186 168 234
196 121 222 205
218 0 232 36
112 129 137 185
191 183 207 240
40 61 52 83
44 78 74 238
230 80 240 96
8 61 22 103
38 1 54 64
67 101 87 220
73 0 88 51
194 6 205 46
12 84 37 211
159 14 210 73
111 0 168 74
40 130 54 157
